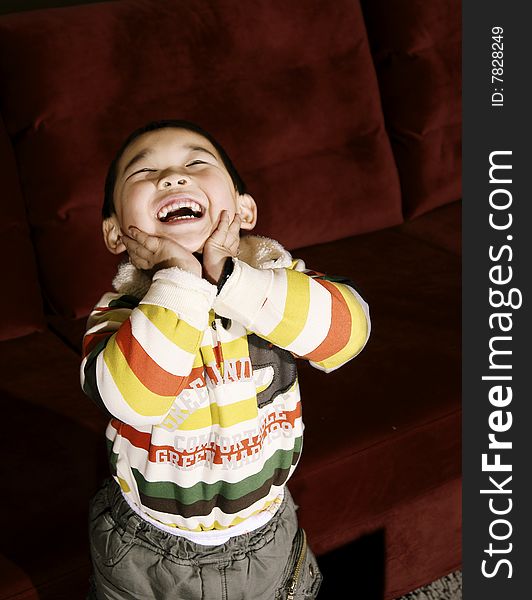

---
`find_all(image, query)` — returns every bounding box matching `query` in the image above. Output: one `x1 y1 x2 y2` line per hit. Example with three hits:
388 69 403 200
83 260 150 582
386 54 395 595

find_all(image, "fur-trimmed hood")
112 234 293 298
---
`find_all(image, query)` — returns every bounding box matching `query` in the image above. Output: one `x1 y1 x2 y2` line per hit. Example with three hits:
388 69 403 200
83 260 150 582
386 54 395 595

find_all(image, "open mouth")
156 199 204 223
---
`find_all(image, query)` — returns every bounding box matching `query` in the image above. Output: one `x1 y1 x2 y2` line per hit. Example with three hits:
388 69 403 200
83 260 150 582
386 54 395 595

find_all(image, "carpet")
396 571 462 600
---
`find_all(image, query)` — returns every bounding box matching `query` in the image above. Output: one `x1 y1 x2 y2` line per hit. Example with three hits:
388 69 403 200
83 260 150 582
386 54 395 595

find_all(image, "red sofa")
0 1 461 598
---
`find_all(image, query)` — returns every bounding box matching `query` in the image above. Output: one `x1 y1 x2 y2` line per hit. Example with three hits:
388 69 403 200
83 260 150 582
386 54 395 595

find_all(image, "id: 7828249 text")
491 26 504 107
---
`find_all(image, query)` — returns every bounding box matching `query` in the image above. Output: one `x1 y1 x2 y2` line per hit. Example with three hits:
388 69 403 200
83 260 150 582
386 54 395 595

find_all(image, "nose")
158 169 189 189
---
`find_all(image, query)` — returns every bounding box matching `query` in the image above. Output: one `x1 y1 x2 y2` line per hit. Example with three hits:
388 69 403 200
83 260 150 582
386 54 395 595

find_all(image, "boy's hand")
203 210 242 285
121 226 202 277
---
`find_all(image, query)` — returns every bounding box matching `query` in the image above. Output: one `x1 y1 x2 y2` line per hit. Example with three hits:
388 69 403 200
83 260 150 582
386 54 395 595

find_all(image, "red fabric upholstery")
0 331 108 600
398 200 461 256
0 0 402 319
0 117 44 341
361 0 461 218
290 226 461 596
0 554 39 600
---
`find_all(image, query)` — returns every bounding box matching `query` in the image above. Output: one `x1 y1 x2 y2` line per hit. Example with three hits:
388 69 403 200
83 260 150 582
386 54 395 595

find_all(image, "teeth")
157 199 202 220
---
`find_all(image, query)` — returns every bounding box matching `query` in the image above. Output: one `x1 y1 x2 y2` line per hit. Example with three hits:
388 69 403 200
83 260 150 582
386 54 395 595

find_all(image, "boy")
81 120 370 599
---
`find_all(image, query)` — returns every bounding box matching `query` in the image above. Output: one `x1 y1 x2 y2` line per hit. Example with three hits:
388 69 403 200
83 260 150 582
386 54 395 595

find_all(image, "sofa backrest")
361 0 461 218
0 116 45 341
0 0 402 321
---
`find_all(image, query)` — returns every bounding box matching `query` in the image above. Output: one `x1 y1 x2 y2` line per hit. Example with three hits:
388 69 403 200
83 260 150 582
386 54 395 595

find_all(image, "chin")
164 227 211 254
176 237 208 254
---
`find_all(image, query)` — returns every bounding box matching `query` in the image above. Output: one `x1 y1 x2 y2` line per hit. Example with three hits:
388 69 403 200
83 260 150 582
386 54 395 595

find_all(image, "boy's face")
106 128 256 254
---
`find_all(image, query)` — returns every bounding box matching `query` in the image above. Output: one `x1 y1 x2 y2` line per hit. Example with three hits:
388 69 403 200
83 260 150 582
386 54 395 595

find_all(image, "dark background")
0 0 107 14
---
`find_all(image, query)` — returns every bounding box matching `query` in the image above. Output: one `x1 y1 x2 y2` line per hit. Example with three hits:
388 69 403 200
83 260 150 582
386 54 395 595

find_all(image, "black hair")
102 119 246 219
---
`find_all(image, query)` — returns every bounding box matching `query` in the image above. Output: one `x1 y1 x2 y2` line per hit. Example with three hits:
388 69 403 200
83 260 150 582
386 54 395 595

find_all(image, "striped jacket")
81 235 370 532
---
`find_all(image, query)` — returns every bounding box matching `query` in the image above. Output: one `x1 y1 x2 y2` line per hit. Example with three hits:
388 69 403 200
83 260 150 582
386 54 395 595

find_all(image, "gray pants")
88 479 322 599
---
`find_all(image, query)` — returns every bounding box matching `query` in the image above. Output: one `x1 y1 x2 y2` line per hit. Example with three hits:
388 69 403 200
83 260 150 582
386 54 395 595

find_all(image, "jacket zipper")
287 529 307 600
211 313 224 377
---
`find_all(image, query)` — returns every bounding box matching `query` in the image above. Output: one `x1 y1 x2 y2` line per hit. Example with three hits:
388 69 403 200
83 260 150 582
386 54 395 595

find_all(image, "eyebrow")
122 149 153 176
185 145 218 160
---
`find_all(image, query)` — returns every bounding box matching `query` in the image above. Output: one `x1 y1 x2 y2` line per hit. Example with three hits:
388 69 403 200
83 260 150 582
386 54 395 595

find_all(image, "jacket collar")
112 234 293 297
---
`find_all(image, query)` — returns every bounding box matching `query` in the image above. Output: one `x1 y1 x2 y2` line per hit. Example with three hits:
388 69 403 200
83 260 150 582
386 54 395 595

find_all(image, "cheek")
211 191 239 217
116 206 155 236
119 187 154 227
203 172 237 204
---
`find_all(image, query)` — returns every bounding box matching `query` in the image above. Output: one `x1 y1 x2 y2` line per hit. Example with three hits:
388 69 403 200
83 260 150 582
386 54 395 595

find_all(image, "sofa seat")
397 201 461 256
290 219 461 598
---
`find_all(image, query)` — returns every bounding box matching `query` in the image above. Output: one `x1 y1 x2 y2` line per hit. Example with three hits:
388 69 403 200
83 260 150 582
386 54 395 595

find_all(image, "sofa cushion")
0 117 45 341
397 200 461 256
288 226 460 594
361 0 461 217
0 0 402 319
316 478 461 600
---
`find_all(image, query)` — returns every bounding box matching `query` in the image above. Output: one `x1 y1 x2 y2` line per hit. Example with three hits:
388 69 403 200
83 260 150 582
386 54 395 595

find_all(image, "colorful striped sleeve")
213 258 370 373
80 267 217 425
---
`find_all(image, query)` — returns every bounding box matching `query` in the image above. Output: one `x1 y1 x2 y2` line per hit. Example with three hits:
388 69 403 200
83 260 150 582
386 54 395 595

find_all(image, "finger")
124 242 153 270
225 214 242 243
227 213 242 236
128 227 160 253
130 255 153 270
227 237 240 257
206 217 229 246
128 226 161 253
122 235 156 261
215 210 231 234
213 211 240 247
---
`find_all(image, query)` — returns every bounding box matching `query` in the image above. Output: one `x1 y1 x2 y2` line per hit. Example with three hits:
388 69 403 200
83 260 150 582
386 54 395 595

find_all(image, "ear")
102 216 126 255
237 193 257 230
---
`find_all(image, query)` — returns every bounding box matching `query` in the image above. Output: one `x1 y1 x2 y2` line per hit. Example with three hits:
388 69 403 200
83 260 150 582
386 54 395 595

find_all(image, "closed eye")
126 167 157 180
186 159 208 167
134 167 157 174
